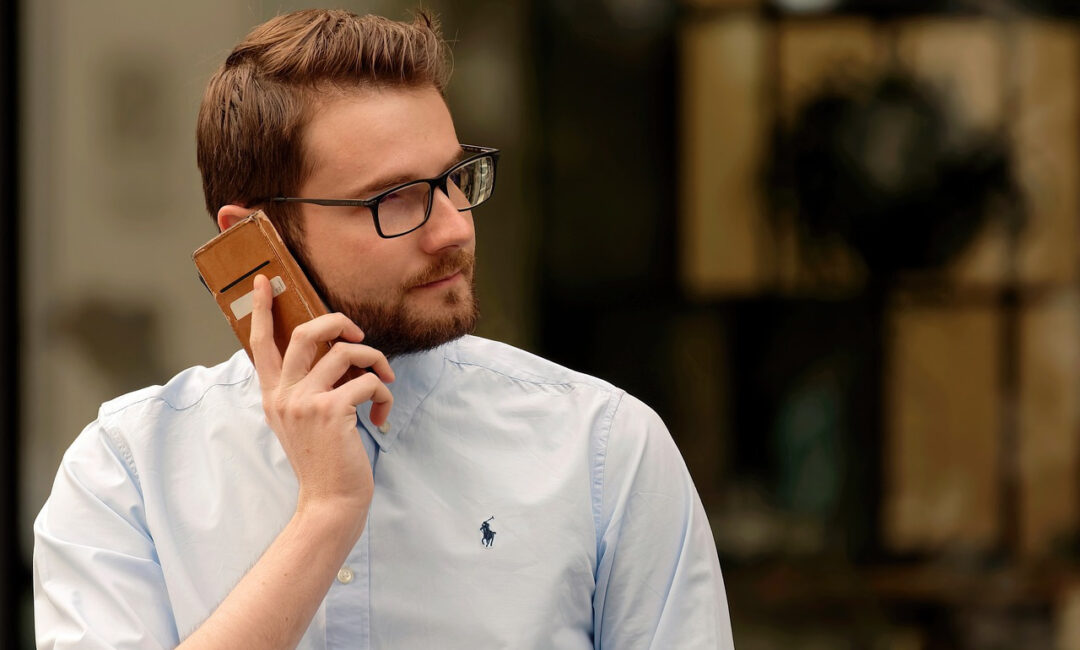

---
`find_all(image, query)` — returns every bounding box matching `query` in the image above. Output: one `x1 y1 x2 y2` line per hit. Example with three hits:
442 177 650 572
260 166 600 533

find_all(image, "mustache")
405 249 475 288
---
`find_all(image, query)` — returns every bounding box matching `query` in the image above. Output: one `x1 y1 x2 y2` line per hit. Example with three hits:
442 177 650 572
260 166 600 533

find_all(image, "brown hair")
196 9 451 244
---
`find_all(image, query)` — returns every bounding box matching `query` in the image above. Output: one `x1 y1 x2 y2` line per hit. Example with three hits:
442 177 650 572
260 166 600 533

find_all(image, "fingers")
306 341 395 390
250 274 283 387
334 373 395 427
255 296 392 425
279 313 366 387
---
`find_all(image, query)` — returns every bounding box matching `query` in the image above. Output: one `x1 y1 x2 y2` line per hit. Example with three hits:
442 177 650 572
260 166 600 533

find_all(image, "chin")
318 268 479 358
347 292 480 359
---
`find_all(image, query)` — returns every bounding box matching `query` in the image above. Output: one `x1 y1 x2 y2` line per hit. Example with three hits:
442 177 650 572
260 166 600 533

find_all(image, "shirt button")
337 566 354 584
377 422 391 434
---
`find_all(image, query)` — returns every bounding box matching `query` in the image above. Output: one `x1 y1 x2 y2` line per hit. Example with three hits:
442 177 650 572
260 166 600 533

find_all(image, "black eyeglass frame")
268 144 500 239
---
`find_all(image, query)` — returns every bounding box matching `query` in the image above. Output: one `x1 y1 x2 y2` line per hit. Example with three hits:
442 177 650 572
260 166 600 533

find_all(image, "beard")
297 246 479 359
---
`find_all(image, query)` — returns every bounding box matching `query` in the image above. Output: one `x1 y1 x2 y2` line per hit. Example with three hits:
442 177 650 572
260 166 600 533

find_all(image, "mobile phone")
193 210 352 374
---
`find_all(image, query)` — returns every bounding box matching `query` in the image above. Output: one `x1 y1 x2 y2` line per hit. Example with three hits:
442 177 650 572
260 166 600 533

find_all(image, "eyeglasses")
269 145 500 238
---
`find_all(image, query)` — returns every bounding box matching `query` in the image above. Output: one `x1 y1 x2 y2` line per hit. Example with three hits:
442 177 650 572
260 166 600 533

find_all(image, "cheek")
314 236 407 297
301 217 376 277
298 210 422 299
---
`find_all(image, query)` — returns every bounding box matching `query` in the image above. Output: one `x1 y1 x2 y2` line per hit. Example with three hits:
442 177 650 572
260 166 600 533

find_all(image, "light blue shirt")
34 335 735 649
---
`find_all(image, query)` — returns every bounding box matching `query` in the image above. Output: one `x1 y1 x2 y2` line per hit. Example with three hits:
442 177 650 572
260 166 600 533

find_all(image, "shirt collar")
356 339 450 452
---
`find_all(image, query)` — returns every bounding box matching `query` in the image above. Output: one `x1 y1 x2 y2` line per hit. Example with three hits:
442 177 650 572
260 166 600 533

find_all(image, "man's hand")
249 273 394 521
177 275 394 649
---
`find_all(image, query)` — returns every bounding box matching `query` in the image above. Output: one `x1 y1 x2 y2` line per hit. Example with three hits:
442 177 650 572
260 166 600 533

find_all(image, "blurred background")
5 0 1080 647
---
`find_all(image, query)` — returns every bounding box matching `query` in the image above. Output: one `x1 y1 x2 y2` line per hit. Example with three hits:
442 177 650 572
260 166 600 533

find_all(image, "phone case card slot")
230 275 286 320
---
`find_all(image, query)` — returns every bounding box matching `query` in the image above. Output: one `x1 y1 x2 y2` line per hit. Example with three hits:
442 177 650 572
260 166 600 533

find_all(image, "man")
34 9 735 649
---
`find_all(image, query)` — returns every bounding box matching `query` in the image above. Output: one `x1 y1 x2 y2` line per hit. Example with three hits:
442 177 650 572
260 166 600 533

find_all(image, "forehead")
300 85 460 193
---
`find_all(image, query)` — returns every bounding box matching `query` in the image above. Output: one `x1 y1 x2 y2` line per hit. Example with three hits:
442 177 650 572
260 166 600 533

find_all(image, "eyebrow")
349 147 469 199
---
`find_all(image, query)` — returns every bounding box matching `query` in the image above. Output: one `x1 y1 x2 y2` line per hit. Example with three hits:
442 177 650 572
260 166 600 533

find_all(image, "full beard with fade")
296 246 480 359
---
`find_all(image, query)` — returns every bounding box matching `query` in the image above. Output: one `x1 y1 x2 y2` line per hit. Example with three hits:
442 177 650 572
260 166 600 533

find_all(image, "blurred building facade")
680 1 1080 648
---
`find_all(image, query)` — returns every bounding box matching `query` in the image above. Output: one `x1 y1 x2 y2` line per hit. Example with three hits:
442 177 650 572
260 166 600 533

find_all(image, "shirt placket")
325 526 371 650
325 420 379 650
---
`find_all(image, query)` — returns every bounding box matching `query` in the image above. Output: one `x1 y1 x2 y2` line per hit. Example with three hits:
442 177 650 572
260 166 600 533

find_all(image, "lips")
406 250 475 290
415 270 461 289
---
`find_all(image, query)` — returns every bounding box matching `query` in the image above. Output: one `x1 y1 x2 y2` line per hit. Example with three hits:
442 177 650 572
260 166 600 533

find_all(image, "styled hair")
196 9 451 243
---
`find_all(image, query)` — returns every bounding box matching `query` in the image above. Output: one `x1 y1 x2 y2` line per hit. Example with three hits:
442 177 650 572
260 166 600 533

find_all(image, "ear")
216 204 254 232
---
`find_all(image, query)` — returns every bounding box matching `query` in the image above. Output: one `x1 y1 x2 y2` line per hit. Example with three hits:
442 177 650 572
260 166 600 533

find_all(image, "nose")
419 187 474 253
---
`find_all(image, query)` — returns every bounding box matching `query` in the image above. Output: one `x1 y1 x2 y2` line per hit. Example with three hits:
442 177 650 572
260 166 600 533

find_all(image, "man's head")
198 9 486 357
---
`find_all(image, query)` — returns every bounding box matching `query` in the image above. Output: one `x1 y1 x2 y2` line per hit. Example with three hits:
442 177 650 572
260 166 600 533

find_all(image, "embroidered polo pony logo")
480 516 496 548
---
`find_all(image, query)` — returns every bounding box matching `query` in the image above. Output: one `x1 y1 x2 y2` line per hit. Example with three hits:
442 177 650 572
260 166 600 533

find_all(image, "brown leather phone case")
193 211 340 369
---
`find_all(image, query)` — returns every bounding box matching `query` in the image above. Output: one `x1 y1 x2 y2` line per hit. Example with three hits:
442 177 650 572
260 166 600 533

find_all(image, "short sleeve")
34 419 179 649
592 394 735 649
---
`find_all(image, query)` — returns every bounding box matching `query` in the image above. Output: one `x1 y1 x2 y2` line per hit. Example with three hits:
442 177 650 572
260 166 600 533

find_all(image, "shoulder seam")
100 371 255 416
447 358 577 388
99 418 142 489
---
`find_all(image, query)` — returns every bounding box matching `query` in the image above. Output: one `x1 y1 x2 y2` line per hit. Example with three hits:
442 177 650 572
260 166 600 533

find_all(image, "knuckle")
290 321 314 344
373 382 393 405
274 393 308 416
280 397 313 420
308 393 334 414
330 342 360 369
329 340 353 357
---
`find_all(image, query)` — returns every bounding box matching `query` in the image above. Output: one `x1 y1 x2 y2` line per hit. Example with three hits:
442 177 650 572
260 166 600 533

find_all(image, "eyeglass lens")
377 155 496 236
